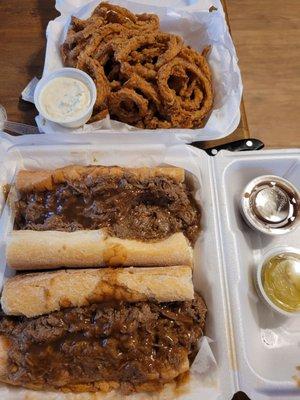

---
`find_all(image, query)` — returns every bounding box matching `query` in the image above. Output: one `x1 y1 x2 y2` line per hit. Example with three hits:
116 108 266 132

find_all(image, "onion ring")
92 2 159 32
61 2 214 129
89 108 109 123
157 58 213 127
120 63 157 81
77 55 110 112
116 32 183 71
108 88 149 124
92 2 137 23
124 74 160 107
179 45 212 81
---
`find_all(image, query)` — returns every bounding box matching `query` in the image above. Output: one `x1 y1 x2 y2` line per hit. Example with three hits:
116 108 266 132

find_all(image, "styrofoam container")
0 132 233 400
214 149 300 399
0 132 299 399
34 68 97 128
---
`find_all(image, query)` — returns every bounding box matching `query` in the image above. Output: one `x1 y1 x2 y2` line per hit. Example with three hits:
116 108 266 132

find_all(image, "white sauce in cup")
38 77 91 123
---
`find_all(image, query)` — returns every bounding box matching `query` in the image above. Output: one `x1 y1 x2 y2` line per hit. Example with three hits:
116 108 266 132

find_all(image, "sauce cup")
34 68 97 128
256 247 300 318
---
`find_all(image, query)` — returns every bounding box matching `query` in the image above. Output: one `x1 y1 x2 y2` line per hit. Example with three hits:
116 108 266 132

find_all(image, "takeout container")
33 0 242 140
34 68 97 128
0 131 299 400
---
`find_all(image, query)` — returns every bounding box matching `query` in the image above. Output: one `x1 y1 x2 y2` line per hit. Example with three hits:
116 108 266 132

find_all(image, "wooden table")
204 0 250 149
0 1 267 399
0 1 57 127
227 0 300 149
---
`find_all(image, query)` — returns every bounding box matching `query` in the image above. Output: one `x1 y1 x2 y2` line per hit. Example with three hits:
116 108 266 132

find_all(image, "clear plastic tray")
0 132 299 399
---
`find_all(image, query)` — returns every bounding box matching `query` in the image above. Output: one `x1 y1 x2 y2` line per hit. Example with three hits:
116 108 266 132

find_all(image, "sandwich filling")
0 294 206 393
14 174 200 244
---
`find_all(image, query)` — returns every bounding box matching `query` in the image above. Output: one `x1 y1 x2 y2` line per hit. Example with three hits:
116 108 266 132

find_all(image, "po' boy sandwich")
0 266 206 394
7 165 200 270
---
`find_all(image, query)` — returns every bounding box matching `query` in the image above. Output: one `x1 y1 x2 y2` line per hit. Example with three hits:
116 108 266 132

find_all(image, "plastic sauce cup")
34 68 97 128
256 247 300 318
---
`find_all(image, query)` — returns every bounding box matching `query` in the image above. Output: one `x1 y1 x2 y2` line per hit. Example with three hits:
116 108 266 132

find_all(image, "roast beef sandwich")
7 165 200 270
0 266 206 394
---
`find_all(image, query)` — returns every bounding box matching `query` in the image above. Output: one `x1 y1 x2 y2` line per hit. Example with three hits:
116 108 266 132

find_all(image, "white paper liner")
35 0 242 141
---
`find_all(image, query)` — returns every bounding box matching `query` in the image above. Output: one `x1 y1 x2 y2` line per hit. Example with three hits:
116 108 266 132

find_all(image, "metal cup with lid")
240 175 300 235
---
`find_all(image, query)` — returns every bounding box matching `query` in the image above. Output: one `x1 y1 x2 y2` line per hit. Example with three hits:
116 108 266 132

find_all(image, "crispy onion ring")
142 116 172 129
92 2 137 23
116 32 183 71
77 55 110 114
120 63 156 81
81 24 135 60
179 45 212 81
61 2 214 129
163 64 204 111
92 2 159 31
158 58 213 127
89 108 109 123
108 88 149 125
63 17 106 51
124 74 160 107
124 75 175 128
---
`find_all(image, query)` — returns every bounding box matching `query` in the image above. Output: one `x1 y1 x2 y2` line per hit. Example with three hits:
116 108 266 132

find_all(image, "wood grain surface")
226 0 300 148
0 1 58 126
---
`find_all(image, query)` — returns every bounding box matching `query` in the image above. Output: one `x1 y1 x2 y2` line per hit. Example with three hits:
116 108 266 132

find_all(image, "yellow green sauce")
262 252 300 313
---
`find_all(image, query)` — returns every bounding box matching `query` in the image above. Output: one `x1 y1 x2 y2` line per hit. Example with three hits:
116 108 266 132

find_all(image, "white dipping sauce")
39 77 91 122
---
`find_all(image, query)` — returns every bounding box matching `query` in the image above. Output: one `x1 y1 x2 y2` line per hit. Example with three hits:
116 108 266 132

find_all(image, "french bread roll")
7 230 193 270
1 265 194 317
16 165 185 192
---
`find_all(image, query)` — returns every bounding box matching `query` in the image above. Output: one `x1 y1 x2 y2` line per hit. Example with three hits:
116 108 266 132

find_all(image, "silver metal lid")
241 175 300 235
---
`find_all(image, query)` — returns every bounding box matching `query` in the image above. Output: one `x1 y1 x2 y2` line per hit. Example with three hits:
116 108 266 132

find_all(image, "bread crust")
1 266 194 317
16 165 185 192
7 230 193 270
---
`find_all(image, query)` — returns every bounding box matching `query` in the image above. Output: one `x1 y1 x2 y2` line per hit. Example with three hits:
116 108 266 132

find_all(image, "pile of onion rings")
61 2 214 129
